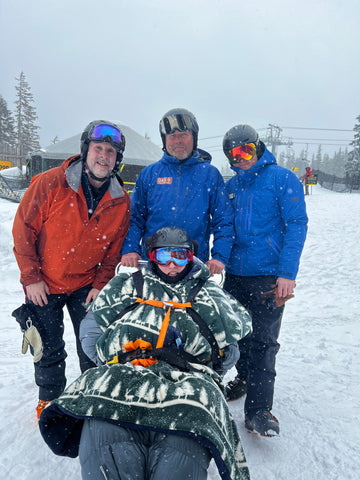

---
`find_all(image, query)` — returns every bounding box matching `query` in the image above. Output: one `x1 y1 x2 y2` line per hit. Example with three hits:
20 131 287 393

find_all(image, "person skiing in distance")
121 108 234 276
12 120 130 419
222 124 308 437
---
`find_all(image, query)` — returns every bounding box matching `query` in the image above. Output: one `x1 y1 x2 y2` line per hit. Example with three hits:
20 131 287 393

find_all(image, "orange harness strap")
108 298 192 367
135 298 191 348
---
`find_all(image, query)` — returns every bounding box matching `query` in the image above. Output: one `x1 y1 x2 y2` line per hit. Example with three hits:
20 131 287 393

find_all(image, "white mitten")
21 320 43 363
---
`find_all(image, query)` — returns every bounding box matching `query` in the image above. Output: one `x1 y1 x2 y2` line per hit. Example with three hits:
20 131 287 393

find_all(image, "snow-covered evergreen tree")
14 72 41 159
345 115 360 180
277 151 286 167
329 148 348 177
312 145 322 171
0 95 16 151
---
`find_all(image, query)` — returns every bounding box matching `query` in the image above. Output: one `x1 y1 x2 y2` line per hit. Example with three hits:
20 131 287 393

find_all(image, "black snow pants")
223 273 284 416
28 284 96 401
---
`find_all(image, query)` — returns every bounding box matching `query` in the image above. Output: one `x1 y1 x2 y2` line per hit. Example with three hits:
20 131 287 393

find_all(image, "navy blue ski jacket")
225 147 308 280
122 150 234 265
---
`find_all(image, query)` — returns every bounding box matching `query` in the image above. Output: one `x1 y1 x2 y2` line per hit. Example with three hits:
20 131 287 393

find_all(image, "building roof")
31 123 163 167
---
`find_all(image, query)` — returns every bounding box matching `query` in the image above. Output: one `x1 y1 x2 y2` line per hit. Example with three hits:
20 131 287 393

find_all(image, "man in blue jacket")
223 124 308 437
121 108 234 275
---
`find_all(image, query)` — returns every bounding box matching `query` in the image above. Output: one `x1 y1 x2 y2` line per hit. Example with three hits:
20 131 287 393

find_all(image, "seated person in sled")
39 227 252 480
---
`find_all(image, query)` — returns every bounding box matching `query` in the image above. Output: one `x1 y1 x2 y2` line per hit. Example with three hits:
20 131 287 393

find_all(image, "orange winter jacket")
12 156 130 294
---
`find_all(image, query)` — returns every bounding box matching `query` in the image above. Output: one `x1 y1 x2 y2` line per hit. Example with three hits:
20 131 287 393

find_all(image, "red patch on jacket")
157 177 172 185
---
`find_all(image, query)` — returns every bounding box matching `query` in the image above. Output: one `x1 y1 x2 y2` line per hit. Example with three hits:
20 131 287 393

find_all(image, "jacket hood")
198 148 212 163
160 149 212 167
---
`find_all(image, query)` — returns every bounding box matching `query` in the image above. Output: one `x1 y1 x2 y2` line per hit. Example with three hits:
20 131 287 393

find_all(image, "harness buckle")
162 301 173 309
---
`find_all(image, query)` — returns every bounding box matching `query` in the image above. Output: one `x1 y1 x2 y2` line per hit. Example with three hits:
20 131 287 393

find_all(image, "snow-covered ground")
1 185 359 480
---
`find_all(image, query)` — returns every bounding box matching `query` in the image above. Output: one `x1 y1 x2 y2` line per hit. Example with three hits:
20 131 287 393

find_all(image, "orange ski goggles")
227 143 256 164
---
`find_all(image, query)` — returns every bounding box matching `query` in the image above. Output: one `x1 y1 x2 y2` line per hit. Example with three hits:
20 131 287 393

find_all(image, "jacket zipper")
268 237 281 254
174 164 184 222
245 194 252 230
236 184 247 273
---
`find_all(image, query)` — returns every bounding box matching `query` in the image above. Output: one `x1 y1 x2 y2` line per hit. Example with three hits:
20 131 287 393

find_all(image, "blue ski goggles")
149 247 193 266
89 123 124 151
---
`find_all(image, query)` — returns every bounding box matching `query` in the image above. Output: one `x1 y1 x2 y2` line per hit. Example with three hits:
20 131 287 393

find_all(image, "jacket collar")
160 149 212 167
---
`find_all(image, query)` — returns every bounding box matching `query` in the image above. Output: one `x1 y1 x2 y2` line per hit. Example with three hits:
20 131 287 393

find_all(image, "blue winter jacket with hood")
225 147 308 280
122 149 234 265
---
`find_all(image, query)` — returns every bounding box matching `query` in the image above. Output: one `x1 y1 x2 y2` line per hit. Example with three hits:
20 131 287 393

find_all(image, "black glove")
260 285 294 308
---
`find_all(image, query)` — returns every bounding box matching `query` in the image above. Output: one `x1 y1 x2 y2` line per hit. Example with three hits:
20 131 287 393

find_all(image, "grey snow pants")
79 418 211 480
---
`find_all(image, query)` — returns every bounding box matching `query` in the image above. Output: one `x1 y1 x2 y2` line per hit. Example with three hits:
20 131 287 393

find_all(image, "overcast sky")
1 0 359 167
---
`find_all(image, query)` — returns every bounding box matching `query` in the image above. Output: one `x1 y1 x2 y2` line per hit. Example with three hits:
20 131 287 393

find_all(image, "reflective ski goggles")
160 114 194 135
89 123 124 150
149 247 193 266
227 143 256 164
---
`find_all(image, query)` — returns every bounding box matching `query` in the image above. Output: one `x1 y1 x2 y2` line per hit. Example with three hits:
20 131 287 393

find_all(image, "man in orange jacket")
12 120 130 418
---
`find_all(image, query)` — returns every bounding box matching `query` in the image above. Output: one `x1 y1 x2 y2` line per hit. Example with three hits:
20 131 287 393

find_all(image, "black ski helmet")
159 108 199 152
223 124 262 162
145 226 198 257
80 120 126 175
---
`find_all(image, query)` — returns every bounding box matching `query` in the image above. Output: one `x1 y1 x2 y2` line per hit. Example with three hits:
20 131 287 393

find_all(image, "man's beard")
86 159 112 182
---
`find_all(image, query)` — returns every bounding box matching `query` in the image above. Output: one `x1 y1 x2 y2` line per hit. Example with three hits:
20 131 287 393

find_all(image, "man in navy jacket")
223 124 308 437
121 108 234 276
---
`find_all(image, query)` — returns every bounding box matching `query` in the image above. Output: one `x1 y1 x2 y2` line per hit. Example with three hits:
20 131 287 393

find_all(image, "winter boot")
226 375 247 401
245 410 280 437
36 400 51 421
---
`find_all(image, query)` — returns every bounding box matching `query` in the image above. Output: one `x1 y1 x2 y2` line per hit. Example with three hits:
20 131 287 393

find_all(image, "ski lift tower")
263 124 292 156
